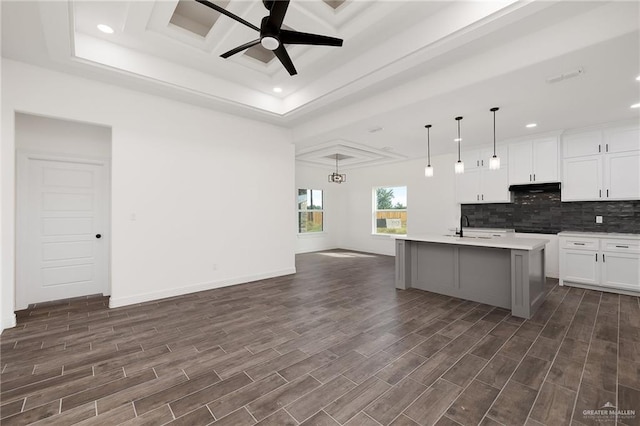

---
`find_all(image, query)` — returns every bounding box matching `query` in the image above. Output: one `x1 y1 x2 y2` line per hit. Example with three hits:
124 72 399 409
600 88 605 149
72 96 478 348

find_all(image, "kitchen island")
395 234 549 319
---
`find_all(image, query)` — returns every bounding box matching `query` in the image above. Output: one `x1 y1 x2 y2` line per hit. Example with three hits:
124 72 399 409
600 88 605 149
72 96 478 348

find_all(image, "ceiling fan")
195 0 344 75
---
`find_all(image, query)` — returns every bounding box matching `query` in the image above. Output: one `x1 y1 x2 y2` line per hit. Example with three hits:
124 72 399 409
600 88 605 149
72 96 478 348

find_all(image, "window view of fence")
298 189 323 233
373 186 407 235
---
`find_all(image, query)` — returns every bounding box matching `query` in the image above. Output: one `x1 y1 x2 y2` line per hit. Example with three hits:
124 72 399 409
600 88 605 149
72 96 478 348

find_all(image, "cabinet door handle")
606 143 608 152
481 160 484 166
598 144 601 153
482 194 484 200
603 253 606 262
533 174 536 181
574 243 585 245
529 174 532 181
599 189 602 198
477 194 479 201
616 245 629 248
606 189 609 197
477 160 479 167
595 253 598 262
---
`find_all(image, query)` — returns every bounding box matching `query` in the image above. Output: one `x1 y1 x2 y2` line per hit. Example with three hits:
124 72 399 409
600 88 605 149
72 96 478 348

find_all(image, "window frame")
297 189 324 234
372 186 407 236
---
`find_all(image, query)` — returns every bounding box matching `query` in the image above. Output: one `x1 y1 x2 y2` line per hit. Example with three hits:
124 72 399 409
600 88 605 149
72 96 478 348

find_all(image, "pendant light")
424 124 433 177
454 116 464 174
328 154 346 183
489 107 500 170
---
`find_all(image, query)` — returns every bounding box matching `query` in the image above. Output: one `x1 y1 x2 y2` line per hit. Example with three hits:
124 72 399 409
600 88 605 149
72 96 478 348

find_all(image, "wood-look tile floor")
1 250 639 426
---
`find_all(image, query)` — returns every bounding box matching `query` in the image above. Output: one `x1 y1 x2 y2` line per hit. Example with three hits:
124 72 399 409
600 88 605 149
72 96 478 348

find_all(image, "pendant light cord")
425 124 431 166
455 117 462 162
490 107 499 156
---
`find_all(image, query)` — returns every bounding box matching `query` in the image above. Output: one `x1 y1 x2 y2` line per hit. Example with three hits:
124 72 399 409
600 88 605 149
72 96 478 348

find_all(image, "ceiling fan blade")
279 30 343 47
273 45 297 76
220 39 261 58
266 0 289 30
195 0 259 32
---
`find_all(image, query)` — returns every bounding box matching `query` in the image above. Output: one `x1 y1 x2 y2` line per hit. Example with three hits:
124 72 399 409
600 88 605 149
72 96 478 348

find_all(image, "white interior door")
17 155 109 308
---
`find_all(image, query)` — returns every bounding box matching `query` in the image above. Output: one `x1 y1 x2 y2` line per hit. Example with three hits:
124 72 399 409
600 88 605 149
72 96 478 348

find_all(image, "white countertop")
396 234 549 250
558 231 640 240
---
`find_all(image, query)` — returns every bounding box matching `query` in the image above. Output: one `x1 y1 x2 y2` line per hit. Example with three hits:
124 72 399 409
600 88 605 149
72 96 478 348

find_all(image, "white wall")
295 163 344 253
1 60 295 330
339 154 459 256
336 154 560 278
16 113 112 157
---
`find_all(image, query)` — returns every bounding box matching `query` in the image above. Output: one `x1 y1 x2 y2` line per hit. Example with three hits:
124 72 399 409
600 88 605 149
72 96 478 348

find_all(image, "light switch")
595 216 603 224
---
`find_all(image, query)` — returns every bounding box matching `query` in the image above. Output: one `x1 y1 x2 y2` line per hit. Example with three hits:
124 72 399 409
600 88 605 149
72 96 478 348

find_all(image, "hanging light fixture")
489 107 500 170
328 154 346 183
424 124 433 177
454 116 464 174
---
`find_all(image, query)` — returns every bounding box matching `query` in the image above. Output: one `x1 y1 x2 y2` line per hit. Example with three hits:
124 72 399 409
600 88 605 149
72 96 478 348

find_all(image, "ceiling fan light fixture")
261 36 280 50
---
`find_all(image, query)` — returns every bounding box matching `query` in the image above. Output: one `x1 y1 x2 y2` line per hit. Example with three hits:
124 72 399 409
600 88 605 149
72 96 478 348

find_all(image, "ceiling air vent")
546 67 584 84
170 0 229 37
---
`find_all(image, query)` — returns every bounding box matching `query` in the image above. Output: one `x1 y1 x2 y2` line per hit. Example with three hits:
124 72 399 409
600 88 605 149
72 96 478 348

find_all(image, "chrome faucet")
458 215 470 237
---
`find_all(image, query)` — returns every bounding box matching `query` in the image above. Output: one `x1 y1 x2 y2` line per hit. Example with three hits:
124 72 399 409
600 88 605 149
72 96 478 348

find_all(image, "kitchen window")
298 189 323 233
373 186 407 235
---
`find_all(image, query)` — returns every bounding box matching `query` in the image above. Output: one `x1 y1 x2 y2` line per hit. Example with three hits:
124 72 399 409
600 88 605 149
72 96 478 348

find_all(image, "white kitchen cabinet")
562 249 599 285
559 233 640 294
562 155 602 200
562 129 603 158
561 124 640 201
456 169 481 203
455 146 510 204
461 146 508 170
605 151 640 199
508 137 558 185
601 252 640 291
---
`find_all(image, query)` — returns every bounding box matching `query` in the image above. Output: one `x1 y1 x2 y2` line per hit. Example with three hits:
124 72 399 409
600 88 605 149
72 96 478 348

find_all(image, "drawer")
560 237 599 250
602 239 640 254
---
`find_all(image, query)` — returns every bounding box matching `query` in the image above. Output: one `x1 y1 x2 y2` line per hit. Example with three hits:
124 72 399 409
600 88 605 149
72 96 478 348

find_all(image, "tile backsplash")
461 191 640 234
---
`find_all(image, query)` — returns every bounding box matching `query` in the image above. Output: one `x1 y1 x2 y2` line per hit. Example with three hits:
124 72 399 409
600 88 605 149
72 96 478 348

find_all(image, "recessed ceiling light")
97 24 114 34
631 103 640 109
454 138 462 142
636 75 640 81
526 123 538 128
273 87 282 93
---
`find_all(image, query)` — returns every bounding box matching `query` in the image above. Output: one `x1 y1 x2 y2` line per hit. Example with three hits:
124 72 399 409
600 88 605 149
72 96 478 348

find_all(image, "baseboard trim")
1 314 17 333
109 267 296 309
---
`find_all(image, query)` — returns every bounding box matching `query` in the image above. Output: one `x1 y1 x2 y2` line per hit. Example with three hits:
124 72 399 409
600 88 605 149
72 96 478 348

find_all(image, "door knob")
96 234 102 239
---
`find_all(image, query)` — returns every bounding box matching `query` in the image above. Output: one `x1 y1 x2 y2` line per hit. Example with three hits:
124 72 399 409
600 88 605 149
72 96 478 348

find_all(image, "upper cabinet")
508 137 559 185
562 124 640 202
455 146 510 204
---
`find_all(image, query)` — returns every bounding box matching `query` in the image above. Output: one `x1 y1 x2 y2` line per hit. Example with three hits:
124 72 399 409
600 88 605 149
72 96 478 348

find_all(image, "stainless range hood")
508 182 561 193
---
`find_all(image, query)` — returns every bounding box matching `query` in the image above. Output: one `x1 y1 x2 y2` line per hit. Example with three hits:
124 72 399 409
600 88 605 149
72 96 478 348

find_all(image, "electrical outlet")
595 216 603 224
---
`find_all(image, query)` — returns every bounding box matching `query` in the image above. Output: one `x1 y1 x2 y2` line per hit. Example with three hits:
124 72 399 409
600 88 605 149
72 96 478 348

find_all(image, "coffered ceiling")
2 1 639 167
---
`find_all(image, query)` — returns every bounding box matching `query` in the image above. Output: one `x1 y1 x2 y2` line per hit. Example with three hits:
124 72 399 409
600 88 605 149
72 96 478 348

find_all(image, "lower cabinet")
559 233 640 294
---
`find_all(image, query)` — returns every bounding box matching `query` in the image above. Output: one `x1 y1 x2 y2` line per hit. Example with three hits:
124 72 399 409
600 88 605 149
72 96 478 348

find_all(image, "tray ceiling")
2 1 639 168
